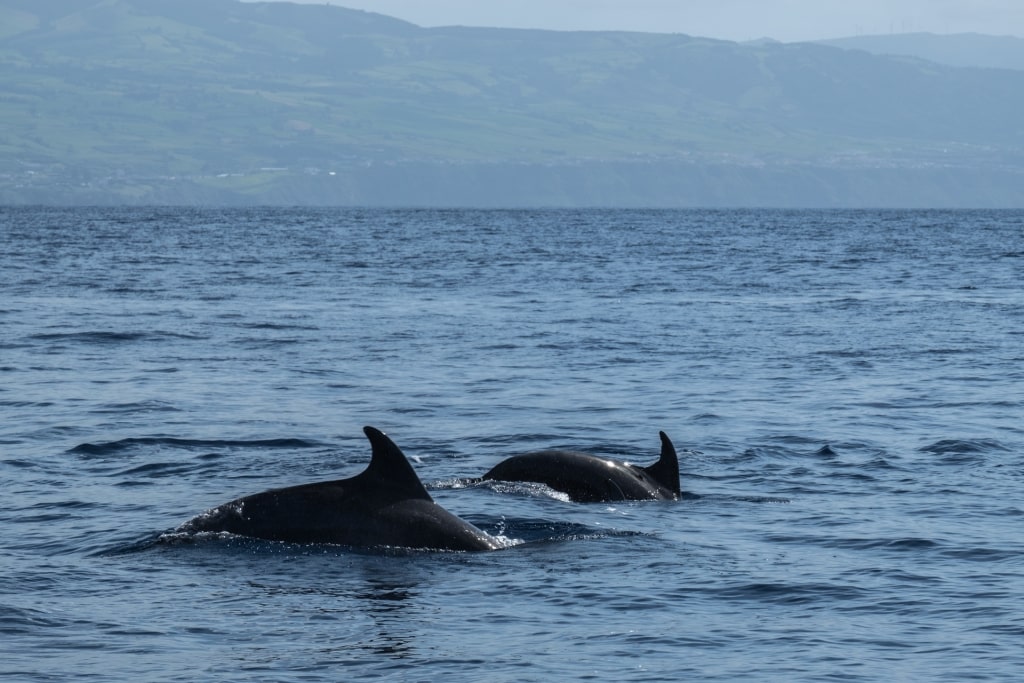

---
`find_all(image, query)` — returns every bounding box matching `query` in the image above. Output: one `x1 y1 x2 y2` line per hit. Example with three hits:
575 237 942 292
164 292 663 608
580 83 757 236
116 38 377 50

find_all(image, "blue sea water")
1 207 1022 681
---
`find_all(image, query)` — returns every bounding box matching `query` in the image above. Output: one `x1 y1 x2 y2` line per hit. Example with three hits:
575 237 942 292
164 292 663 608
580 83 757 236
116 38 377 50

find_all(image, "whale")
481 431 681 502
178 426 504 551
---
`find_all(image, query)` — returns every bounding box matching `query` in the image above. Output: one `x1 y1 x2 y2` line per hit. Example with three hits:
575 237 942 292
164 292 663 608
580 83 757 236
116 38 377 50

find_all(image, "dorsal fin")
360 426 433 501
642 431 681 497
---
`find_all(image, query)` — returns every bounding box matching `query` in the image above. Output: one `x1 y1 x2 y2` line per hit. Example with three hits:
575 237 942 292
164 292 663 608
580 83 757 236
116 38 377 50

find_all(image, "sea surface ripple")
1 207 1022 681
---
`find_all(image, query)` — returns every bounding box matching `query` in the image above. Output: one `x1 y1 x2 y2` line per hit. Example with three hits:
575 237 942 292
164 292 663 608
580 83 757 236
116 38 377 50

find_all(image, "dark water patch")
2 459 41 469
736 441 836 462
842 537 942 551
89 401 182 415
68 437 320 457
116 461 210 478
822 470 879 483
390 406 438 416
766 534 943 552
194 451 230 462
922 347 976 356
717 581 868 605
0 606 66 634
816 348 870 358
232 321 320 331
92 533 165 557
234 336 303 349
939 547 1021 562
863 455 900 470
703 493 791 504
919 438 1010 454
28 330 206 344
467 432 580 447
840 567 942 584
31 499 101 511
978 623 1024 636
478 343 520 351
114 480 157 488
0 399 56 408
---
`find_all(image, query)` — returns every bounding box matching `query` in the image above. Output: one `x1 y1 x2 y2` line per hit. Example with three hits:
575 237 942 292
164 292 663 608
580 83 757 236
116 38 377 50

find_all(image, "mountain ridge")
2 0 1022 206
816 32 1024 71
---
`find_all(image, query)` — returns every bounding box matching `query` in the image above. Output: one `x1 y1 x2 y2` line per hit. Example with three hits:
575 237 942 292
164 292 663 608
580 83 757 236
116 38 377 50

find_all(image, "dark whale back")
180 426 503 551
482 431 680 502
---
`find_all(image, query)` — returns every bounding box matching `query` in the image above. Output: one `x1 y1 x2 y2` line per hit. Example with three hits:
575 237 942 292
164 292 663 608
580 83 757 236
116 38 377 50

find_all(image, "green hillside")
2 0 1023 205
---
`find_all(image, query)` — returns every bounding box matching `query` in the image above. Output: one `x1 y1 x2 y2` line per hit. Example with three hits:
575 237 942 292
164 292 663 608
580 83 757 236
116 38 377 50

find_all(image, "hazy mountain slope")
817 32 1024 71
2 0 1022 206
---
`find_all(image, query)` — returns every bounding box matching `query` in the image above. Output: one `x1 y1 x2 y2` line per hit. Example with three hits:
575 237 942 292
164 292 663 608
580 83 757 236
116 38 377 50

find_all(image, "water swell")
4 208 1024 681
68 437 320 456
28 330 207 344
0 605 66 634
919 438 1010 454
717 581 870 605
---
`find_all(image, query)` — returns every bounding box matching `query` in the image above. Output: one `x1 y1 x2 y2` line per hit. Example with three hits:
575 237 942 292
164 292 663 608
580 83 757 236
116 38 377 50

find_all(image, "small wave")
89 400 182 415
115 461 205 477
838 537 940 551
716 494 791 504
91 533 165 556
841 567 940 584
719 581 868 605
0 605 65 633
921 348 974 356
862 456 900 471
766 534 942 552
919 438 1010 455
477 343 519 351
68 437 319 456
816 349 869 358
469 432 575 447
0 399 57 409
29 330 206 344
232 322 320 331
939 546 1021 562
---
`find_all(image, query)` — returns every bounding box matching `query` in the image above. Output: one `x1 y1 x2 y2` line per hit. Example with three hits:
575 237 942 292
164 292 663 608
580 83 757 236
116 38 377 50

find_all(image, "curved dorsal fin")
642 431 681 497
360 426 433 501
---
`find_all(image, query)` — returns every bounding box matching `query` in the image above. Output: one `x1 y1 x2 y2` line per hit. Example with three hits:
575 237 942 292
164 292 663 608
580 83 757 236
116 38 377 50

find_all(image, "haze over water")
2 207 1022 681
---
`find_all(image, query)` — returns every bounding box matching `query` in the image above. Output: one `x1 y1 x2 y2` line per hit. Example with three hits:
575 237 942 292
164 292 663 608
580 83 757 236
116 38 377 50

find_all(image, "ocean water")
1 206 1022 681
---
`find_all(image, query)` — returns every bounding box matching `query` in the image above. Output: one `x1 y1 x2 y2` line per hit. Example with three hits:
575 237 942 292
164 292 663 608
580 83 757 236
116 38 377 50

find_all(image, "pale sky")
277 0 1024 42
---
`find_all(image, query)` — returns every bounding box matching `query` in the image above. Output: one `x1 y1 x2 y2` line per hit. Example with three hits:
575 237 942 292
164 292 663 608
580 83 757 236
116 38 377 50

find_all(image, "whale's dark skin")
179 426 503 551
481 431 681 502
